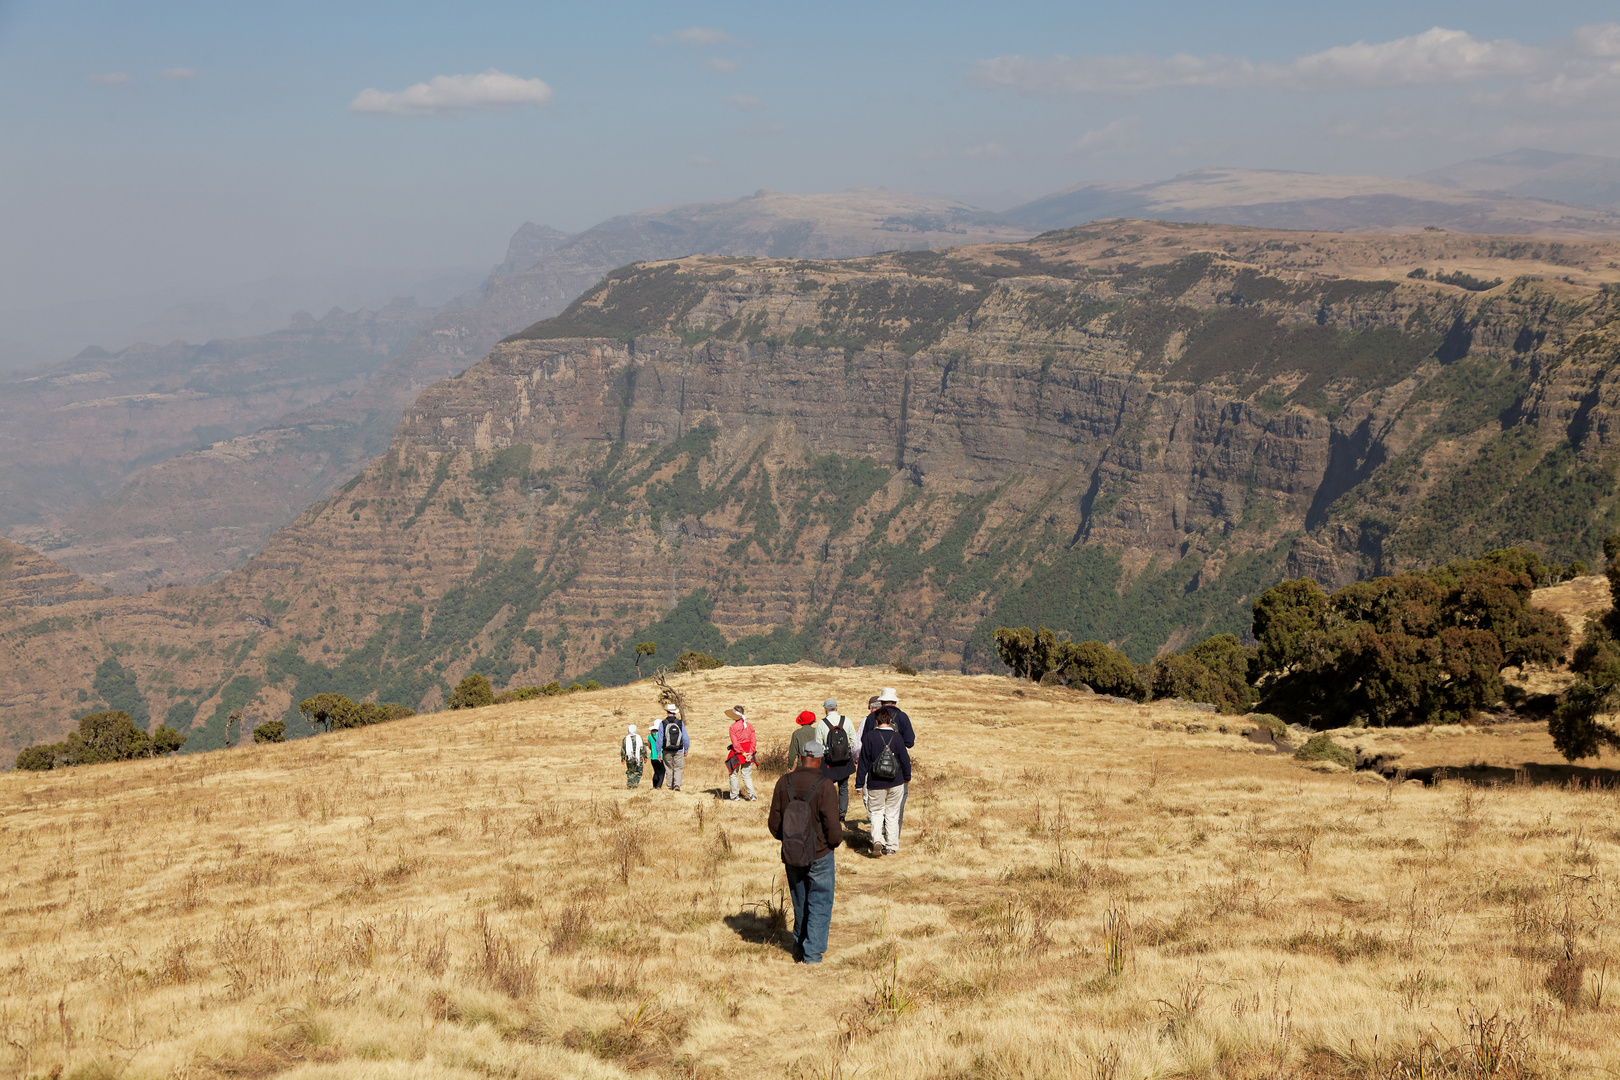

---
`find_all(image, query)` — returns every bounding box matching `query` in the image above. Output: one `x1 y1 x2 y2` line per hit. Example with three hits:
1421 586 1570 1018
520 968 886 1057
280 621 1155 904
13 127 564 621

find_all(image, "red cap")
795 710 817 725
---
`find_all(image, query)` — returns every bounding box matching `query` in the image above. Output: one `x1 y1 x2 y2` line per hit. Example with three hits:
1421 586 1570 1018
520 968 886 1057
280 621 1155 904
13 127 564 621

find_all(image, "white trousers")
729 764 754 798
863 784 906 854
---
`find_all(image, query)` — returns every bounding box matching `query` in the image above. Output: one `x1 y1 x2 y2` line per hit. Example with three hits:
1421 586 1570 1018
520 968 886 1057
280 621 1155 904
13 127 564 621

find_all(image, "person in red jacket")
725 704 758 801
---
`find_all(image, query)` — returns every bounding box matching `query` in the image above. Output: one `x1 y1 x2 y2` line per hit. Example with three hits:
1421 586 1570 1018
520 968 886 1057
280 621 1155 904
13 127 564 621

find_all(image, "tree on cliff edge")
1553 534 1620 759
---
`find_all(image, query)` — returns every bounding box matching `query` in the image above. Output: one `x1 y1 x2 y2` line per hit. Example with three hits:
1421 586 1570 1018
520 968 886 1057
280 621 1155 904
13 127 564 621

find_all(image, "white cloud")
1070 116 1142 156
689 155 716 167
962 140 1010 161
971 26 1545 96
158 68 198 79
665 27 740 47
726 93 764 111
744 122 786 138
349 69 553 116
89 72 129 85
701 58 740 75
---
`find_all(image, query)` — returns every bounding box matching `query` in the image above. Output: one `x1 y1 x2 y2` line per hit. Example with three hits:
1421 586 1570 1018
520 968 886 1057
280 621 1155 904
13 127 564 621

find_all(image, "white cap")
665 703 680 713
628 724 638 734
879 687 898 702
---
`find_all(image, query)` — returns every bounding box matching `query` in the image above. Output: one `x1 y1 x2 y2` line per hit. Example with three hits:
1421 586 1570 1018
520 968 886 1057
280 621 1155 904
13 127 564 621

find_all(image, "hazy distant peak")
550 188 1031 266
1415 148 1620 208
999 165 1620 236
496 223 572 276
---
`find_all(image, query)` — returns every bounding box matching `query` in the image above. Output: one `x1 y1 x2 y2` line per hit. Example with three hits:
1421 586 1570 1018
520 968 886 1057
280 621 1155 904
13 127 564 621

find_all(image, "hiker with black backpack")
874 687 916 836
621 724 648 788
856 706 911 857
816 698 857 820
659 704 690 792
767 741 843 963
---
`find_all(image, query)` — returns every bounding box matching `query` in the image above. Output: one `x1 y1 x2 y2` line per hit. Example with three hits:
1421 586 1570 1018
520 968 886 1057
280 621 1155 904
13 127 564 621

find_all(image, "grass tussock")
0 662 1617 1079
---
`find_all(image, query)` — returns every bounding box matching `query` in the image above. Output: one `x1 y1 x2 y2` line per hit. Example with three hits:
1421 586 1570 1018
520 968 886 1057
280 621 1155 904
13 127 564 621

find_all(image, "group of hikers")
617 687 915 964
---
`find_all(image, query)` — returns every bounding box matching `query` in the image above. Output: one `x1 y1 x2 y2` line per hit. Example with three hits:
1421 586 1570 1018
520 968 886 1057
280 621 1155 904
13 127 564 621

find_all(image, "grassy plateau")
0 664 1615 1079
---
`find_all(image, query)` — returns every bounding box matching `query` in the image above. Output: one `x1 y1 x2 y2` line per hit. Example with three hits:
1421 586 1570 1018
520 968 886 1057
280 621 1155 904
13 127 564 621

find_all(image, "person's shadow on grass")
723 910 794 955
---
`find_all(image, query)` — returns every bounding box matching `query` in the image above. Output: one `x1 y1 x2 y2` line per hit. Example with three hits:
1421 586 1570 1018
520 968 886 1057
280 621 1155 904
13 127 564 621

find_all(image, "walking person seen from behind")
789 709 818 761
660 704 690 792
816 698 857 820
856 706 911 857
768 741 842 963
873 687 916 835
648 711 666 789
621 724 648 788
726 704 758 801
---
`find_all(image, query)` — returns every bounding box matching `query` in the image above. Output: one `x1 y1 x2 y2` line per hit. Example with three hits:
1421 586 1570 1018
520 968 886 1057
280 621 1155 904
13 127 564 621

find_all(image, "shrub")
584 680 602 691
1047 639 1144 698
298 694 414 731
1184 634 1260 713
15 744 55 771
1250 713 1288 739
1149 652 1228 706
448 673 495 710
891 661 919 677
672 651 724 674
494 685 543 704
542 681 564 696
253 719 287 744
1295 734 1354 768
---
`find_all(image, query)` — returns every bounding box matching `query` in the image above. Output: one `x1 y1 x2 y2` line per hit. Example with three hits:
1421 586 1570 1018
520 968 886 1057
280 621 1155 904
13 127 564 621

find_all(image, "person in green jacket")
621 724 648 788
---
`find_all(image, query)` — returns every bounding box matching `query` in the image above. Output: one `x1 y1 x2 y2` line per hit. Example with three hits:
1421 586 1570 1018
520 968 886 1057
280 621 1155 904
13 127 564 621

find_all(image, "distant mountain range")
1 190 1031 592
997 160 1620 236
7 151 1620 594
1415 149 1620 209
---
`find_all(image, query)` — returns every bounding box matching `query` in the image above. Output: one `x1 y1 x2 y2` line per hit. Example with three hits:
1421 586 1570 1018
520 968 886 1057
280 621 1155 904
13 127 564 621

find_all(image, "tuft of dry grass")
2 662 1618 1079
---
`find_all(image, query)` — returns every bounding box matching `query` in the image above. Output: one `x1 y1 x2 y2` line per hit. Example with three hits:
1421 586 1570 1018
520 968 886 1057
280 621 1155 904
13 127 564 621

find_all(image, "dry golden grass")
3 664 1618 1080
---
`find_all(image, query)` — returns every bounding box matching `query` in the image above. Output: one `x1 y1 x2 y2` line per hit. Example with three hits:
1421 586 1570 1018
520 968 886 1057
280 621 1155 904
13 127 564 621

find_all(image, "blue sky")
3 0 1619 340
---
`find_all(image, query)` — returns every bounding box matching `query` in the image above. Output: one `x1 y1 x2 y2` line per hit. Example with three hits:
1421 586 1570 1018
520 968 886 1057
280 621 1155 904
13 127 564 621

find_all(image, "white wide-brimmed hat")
878 687 898 702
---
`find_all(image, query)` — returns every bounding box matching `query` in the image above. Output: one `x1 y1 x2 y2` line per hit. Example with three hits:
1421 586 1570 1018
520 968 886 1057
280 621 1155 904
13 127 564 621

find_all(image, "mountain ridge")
4 220 1619 765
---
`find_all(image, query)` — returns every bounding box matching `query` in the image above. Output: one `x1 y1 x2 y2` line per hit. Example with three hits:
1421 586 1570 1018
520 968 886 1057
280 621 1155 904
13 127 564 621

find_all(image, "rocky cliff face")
3 220 1618 765
0 538 106 607
6 192 1031 594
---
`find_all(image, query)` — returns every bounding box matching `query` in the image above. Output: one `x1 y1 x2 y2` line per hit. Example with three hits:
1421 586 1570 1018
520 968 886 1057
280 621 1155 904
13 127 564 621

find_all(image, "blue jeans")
785 852 836 963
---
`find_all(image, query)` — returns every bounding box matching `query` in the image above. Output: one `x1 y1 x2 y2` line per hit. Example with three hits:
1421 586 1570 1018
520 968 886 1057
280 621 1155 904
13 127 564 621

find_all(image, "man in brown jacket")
767 741 843 963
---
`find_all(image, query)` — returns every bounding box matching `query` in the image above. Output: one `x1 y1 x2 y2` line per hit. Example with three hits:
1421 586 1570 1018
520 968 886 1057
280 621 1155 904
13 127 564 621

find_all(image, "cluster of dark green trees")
998 546 1583 746
297 693 416 732
994 627 1256 713
445 671 605 709
15 710 186 771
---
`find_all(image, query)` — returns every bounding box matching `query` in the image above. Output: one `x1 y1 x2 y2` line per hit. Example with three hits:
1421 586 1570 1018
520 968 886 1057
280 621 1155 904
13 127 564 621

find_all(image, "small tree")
253 719 286 744
299 693 352 732
448 673 495 709
672 651 724 674
226 709 243 748
631 641 657 676
993 626 1057 682
1050 640 1145 699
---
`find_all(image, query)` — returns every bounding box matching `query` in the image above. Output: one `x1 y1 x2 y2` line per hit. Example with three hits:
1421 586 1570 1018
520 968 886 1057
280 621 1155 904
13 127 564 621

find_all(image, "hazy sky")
4 0 1619 326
